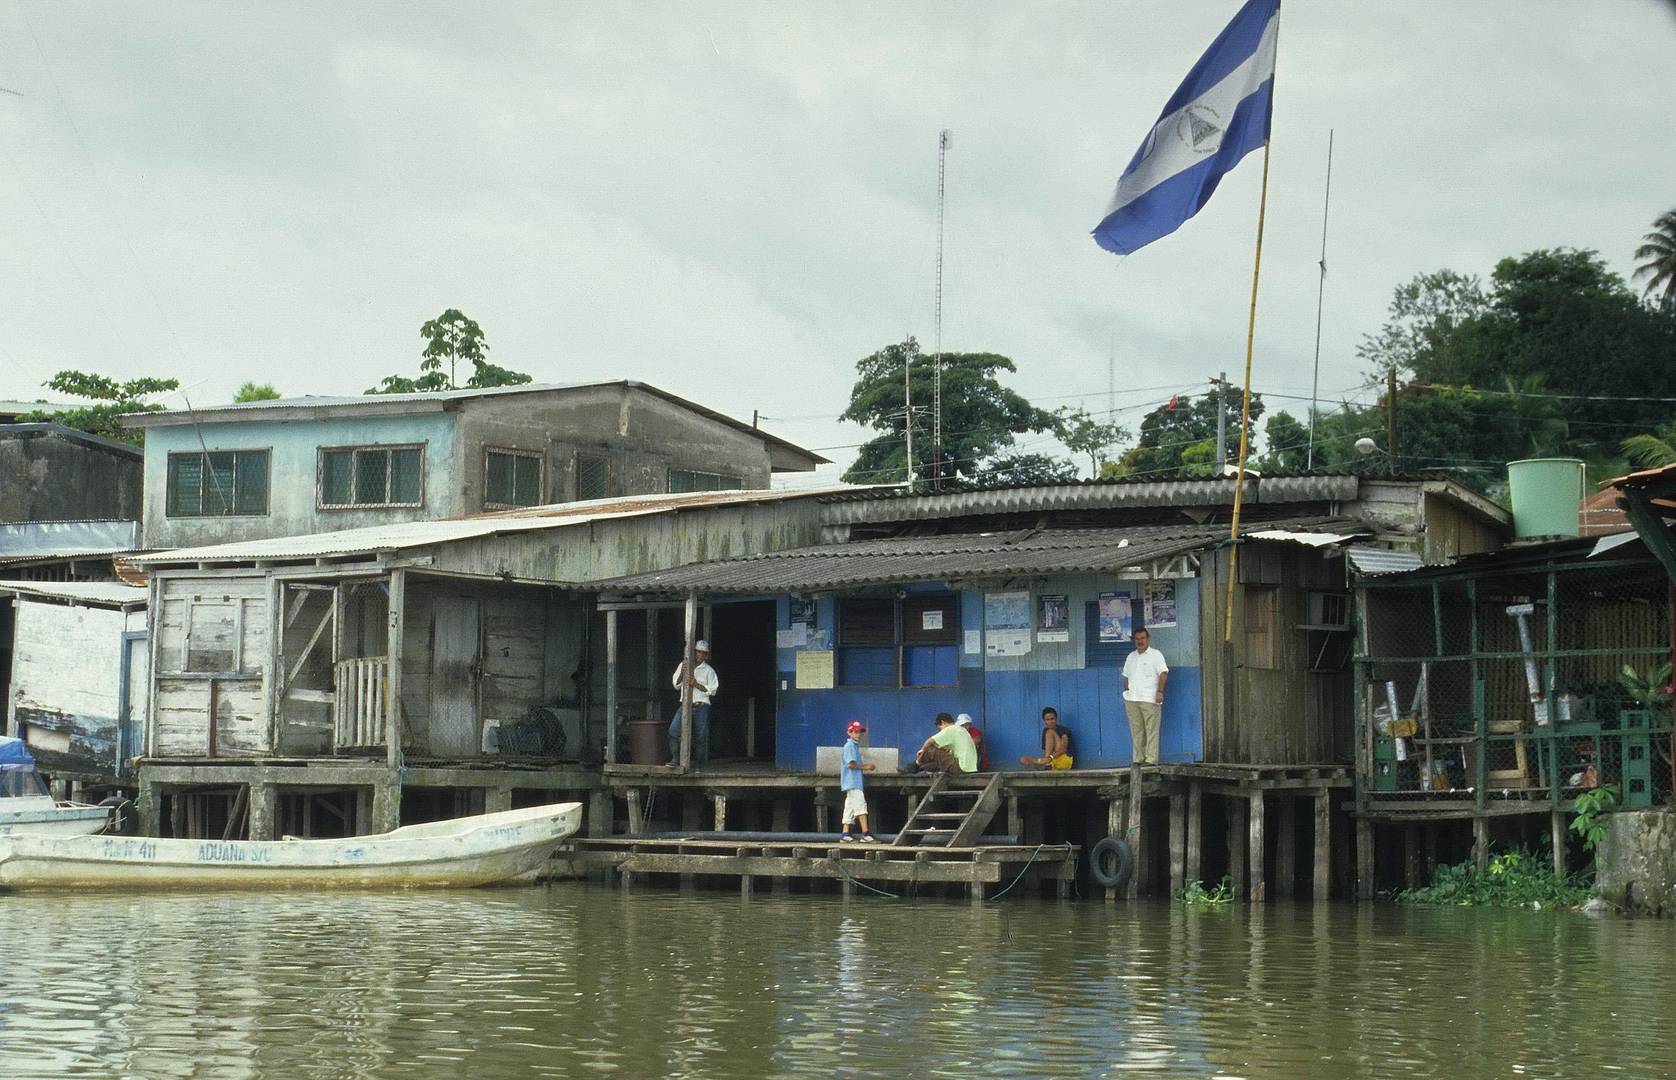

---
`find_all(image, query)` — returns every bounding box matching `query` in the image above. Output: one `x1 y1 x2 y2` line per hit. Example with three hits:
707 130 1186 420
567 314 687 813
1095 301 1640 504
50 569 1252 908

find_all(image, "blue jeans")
668 702 711 766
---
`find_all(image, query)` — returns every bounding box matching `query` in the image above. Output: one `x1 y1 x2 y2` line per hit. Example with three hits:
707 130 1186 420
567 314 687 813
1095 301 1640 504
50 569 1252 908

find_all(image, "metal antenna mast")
932 129 951 489
1306 129 1335 469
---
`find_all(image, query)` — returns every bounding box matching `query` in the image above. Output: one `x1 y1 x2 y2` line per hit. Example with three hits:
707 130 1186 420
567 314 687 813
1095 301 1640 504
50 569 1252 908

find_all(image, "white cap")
956 713 974 726
695 640 711 653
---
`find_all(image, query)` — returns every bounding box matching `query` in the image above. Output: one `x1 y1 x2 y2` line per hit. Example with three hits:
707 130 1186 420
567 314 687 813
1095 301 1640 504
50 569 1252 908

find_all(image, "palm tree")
1633 209 1676 306
1623 423 1676 470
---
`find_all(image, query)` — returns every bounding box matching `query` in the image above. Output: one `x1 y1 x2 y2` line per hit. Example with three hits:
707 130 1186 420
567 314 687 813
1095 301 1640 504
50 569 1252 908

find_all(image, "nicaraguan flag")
1092 0 1279 256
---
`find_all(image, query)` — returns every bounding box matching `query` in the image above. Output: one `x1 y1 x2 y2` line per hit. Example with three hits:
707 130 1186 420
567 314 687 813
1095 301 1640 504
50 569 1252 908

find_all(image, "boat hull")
0 804 112 839
0 802 582 890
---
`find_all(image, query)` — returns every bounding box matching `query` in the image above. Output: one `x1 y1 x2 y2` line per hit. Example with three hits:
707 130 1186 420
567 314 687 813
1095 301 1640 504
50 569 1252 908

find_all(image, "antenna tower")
932 129 950 489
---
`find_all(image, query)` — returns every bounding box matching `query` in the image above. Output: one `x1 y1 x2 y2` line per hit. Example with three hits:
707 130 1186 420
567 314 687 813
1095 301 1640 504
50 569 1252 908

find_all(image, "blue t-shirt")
840 739 864 791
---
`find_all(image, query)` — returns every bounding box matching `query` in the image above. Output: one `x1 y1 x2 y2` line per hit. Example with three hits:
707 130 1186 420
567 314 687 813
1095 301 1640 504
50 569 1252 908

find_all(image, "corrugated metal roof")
0 519 140 561
130 486 870 567
591 517 1365 595
0 581 147 607
1345 547 1425 576
817 474 1361 524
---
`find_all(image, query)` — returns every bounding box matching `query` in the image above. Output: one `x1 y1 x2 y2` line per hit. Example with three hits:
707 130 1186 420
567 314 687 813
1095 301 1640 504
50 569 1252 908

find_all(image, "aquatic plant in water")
1397 851 1591 910
1182 877 1237 906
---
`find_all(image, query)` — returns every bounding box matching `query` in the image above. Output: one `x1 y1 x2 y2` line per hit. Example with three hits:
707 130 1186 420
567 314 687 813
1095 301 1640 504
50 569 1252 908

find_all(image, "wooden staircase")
892 772 1003 848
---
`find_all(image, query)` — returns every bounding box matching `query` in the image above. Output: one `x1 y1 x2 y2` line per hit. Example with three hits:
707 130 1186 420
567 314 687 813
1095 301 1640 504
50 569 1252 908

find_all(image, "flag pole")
1223 138 1273 642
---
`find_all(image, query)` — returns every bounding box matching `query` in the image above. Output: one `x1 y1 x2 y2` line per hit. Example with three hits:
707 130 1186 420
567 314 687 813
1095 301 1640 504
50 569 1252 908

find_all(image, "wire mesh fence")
1357 556 1672 809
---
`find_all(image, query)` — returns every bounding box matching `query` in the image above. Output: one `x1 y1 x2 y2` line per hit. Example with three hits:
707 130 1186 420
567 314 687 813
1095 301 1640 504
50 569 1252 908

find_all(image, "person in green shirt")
913 712 978 774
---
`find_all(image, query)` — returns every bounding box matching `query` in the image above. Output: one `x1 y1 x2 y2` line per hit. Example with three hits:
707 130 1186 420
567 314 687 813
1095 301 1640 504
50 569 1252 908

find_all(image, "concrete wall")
6 599 134 775
0 428 141 523
1598 808 1676 915
772 575 1205 771
142 413 457 549
453 384 773 510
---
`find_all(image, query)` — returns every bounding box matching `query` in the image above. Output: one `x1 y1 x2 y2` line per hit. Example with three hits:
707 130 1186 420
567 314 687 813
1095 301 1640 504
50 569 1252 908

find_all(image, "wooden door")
429 598 482 757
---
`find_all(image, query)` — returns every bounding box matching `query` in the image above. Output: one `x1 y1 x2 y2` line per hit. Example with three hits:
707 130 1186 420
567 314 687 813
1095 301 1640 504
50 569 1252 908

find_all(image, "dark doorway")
704 601 778 762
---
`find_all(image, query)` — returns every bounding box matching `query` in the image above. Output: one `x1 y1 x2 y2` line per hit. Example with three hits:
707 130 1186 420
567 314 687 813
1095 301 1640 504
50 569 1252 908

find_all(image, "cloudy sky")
2 1 1672 482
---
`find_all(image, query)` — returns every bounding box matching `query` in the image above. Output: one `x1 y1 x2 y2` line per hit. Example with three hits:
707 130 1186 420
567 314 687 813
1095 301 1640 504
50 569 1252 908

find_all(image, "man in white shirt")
668 639 720 767
1121 628 1168 764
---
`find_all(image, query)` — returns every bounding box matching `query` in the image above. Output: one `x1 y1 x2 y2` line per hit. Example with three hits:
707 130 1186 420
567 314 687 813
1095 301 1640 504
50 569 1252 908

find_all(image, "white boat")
0 801 582 890
0 736 113 839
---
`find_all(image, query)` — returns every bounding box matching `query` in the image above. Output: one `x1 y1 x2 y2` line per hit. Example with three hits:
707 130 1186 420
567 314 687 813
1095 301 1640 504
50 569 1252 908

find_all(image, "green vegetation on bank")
1397 851 1591 910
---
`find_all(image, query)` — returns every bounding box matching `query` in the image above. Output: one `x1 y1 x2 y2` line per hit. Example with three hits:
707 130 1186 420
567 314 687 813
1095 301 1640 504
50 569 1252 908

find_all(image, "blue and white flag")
1092 0 1279 256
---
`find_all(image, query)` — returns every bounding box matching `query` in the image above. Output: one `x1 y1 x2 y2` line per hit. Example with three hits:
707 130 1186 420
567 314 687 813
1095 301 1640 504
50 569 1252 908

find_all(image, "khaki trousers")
1125 699 1161 764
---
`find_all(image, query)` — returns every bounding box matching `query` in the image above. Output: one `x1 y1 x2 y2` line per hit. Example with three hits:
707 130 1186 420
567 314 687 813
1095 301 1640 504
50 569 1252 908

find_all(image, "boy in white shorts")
839 721 878 842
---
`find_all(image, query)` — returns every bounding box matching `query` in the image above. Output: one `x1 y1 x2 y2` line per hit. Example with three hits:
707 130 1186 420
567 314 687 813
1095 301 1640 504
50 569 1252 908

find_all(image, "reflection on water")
0 886 1670 1078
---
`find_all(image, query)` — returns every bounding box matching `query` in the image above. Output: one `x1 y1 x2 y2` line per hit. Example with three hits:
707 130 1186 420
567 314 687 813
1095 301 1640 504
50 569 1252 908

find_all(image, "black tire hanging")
98 796 139 837
1089 835 1133 890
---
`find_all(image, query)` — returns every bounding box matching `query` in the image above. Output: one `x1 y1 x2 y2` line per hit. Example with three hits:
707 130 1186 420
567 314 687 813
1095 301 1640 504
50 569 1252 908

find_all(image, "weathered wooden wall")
151 573 270 757
1200 544 1354 765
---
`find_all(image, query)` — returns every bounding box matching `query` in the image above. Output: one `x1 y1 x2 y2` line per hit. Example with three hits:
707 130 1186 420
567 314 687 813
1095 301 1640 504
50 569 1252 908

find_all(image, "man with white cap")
668 640 720 767
955 713 989 772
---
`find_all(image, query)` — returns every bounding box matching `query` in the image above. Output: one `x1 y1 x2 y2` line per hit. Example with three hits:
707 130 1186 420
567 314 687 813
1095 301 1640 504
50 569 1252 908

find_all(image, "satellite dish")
1355 437 1378 456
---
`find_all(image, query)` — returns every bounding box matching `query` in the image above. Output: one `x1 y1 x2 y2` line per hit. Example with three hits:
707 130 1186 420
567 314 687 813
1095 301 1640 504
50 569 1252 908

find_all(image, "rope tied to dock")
833 855 902 899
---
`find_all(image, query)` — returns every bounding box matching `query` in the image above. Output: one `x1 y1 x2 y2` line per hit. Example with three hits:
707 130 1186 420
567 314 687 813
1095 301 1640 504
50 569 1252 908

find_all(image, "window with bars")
166 450 270 517
837 593 959 687
576 454 612 501
319 446 424 508
668 468 743 493
485 448 543 508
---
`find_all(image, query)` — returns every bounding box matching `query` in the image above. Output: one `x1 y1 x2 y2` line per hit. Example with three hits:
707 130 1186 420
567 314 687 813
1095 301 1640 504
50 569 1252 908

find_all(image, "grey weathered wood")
1313 788 1331 902
587 788 613 839
1169 788 1186 898
1356 816 1374 899
626 788 644 834
1227 794 1249 896
247 782 277 841
1550 810 1566 877
712 792 727 832
1106 797 1122 904
679 592 696 770
1126 763 1143 900
1185 782 1203 888
1403 825 1421 889
1473 816 1490 872
1248 790 1266 903
604 608 620 765
1274 795 1295 899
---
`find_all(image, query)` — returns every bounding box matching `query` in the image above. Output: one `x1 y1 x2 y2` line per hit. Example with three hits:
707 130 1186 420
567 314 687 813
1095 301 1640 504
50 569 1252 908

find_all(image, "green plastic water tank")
1506 458 1585 538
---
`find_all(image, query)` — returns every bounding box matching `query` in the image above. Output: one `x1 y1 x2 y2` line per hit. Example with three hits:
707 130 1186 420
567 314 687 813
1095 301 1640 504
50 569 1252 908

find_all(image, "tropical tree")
1055 406 1129 476
1623 421 1676 470
839 337 1061 486
1357 269 1487 381
980 452 1080 486
1634 209 1676 307
368 309 531 394
17 370 177 445
1115 392 1263 480
233 382 281 403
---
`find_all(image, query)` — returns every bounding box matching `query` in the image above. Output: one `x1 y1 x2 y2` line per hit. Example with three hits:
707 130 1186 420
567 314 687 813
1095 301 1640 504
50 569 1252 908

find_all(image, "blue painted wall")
772 574 1204 770
143 413 458 548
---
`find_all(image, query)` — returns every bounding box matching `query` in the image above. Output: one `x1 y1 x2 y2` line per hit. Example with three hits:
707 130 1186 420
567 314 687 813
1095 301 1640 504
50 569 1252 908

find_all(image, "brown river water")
1 885 1670 1078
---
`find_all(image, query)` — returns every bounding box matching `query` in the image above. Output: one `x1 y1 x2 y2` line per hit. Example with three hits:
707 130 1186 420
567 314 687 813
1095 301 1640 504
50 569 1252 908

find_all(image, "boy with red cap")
839 721 878 842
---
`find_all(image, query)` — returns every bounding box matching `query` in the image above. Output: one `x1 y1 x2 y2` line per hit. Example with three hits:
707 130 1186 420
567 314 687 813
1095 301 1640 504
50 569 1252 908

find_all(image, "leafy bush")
1570 785 1619 851
1182 877 1237 906
1397 851 1590 909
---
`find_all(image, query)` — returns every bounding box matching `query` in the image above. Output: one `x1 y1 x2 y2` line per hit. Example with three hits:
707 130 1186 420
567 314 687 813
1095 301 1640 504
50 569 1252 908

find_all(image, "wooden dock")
563 835 1079 899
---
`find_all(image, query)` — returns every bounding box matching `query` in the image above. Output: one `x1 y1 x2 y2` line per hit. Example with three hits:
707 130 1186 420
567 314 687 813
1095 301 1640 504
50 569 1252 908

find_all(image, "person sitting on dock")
1020 706 1074 770
955 713 989 771
840 721 878 842
668 639 720 767
913 712 978 774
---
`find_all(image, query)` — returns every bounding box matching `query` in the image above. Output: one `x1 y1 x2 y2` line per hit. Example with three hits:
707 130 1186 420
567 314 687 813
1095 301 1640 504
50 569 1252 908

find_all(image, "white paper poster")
922 610 944 630
1144 580 1177 628
984 590 1032 657
963 630 982 655
795 650 834 689
775 624 809 649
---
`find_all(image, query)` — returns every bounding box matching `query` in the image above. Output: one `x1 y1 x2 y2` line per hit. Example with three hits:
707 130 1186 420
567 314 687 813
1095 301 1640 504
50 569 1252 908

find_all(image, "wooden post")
485 787 513 814
626 789 644 834
1126 762 1143 900
1227 794 1249 896
605 609 620 765
1247 790 1266 903
385 569 406 771
139 776 162 837
1474 816 1490 872
371 778 400 835
247 782 277 842
587 788 613 838
1274 795 1295 899
1169 788 1187 899
1313 788 1331 902
1185 782 1203 889
739 846 754 898
772 800 792 894
680 592 697 771
1403 825 1421 889
1105 797 1122 904
1550 810 1566 878
746 697 757 760
1356 817 1374 900
1423 825 1438 881
1007 794 1022 838
712 792 727 832
646 608 659 760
